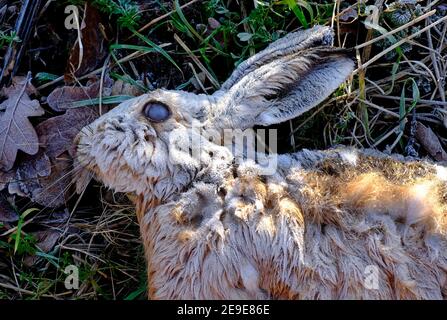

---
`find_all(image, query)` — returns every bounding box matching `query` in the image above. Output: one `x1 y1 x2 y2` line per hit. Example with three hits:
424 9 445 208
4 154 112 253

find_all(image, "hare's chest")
160 172 303 246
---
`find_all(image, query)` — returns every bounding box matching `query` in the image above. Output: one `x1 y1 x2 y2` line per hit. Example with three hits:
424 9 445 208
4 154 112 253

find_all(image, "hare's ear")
212 26 355 129
220 25 334 91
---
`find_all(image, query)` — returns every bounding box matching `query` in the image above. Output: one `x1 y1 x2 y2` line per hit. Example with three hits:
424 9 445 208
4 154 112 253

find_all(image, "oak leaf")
36 107 99 158
16 152 71 208
416 122 447 161
0 76 44 171
23 230 62 267
46 77 113 111
0 193 18 223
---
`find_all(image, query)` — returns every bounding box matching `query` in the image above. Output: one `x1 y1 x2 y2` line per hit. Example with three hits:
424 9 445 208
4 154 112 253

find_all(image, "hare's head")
75 26 355 203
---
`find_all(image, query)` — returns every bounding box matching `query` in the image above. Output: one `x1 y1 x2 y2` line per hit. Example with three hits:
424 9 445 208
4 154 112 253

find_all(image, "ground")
0 0 446 299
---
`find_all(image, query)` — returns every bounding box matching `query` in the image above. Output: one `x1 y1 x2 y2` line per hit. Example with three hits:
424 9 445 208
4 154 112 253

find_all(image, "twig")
99 54 111 116
372 95 447 106
425 6 445 107
0 281 73 298
357 98 399 118
355 14 447 72
188 63 208 93
0 0 42 85
74 3 84 73
355 10 436 50
360 0 385 62
372 126 399 147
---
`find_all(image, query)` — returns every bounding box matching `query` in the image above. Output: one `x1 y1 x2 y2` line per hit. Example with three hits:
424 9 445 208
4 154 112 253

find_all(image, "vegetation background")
0 0 446 299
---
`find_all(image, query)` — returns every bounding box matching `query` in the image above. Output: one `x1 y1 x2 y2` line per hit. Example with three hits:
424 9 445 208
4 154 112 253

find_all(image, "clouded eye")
143 102 171 122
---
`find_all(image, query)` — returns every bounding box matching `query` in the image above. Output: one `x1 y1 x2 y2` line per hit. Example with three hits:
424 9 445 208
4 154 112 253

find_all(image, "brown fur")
75 26 447 299
132 150 447 299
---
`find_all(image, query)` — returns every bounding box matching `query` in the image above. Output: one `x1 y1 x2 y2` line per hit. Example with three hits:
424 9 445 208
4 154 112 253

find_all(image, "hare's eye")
143 102 171 122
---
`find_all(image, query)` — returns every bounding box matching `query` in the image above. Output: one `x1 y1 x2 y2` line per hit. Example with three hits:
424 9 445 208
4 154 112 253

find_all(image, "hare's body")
75 26 447 299
142 148 447 299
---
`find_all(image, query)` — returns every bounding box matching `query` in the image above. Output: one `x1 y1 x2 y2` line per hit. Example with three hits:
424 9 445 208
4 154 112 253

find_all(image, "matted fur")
75 26 447 299
138 149 447 299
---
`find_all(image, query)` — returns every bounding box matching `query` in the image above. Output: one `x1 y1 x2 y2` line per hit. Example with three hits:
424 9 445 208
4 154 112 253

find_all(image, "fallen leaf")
38 209 70 225
16 152 71 208
15 151 52 193
111 79 145 97
36 107 99 158
208 17 221 29
7 103 99 206
24 229 61 267
64 3 108 83
0 5 6 21
0 169 14 191
416 122 447 161
0 193 18 222
46 77 113 111
339 7 358 21
0 75 45 171
8 180 27 197
0 76 38 97
34 230 61 252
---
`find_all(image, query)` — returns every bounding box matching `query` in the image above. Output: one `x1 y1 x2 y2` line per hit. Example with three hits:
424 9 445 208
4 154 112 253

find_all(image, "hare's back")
281 148 447 230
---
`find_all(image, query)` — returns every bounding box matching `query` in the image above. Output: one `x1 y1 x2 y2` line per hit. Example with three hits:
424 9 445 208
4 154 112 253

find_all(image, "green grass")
13 208 39 254
93 0 141 29
0 30 21 47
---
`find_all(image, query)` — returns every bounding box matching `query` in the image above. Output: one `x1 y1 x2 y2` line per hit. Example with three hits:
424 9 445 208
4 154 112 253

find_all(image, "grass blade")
14 208 39 254
284 0 308 28
128 26 181 72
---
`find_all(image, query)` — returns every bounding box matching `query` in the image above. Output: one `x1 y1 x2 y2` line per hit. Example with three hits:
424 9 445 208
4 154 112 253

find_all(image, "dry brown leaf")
339 7 358 22
416 122 447 161
0 76 45 171
24 229 61 267
0 193 18 222
0 5 7 21
8 180 27 197
0 76 38 97
46 77 113 111
6 104 99 206
38 210 70 225
0 169 14 191
208 17 221 30
36 107 99 158
111 79 145 97
34 230 61 252
64 3 108 83
16 152 71 208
